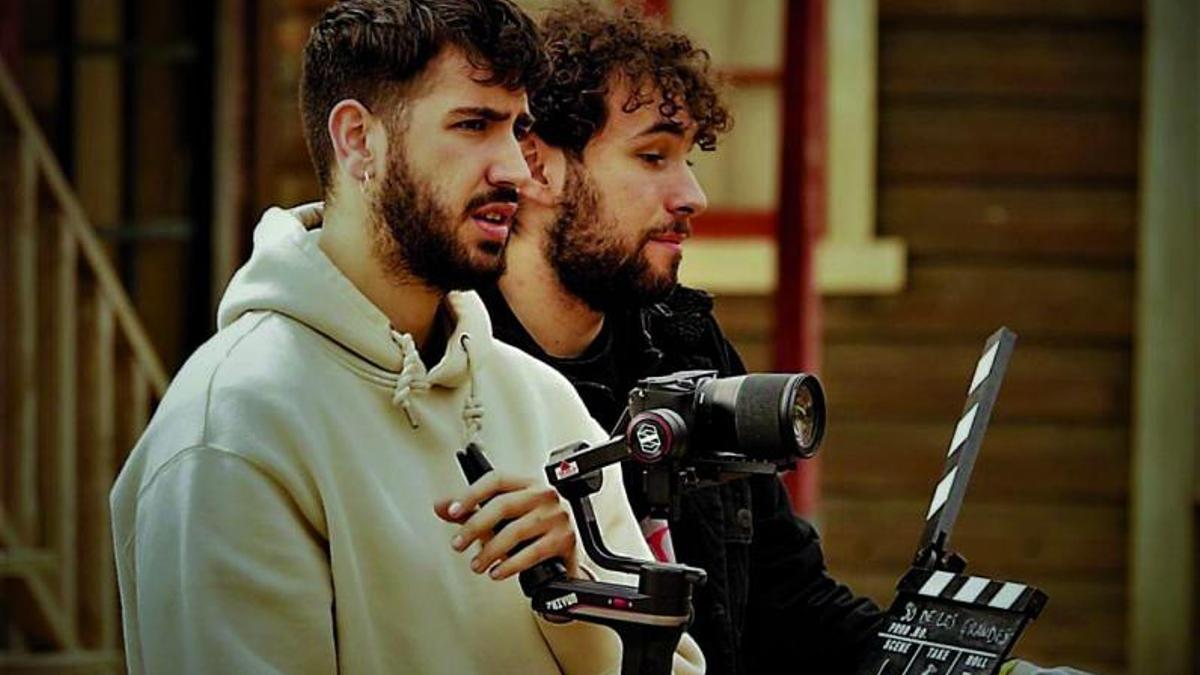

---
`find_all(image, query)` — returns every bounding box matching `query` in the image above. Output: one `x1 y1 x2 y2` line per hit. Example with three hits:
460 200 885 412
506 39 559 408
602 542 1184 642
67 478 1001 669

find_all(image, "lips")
647 226 690 251
470 202 517 239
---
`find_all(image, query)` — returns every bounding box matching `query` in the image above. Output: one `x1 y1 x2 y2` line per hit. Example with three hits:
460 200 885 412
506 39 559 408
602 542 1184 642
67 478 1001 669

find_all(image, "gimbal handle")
545 439 653 575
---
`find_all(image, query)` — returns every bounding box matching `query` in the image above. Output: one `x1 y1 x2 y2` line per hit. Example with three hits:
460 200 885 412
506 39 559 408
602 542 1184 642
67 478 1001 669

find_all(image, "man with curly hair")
479 3 883 673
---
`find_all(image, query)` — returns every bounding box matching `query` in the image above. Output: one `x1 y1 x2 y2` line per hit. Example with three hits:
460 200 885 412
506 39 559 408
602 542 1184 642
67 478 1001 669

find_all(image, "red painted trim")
692 210 775 239
775 0 826 518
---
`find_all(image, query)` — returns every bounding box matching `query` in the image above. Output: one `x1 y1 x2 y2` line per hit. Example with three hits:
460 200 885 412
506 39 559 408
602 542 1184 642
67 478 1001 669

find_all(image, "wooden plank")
75 289 116 651
252 0 288 218
0 650 121 674
879 185 1136 262
839 571 1127 672
212 0 252 310
13 133 39 542
276 169 321 208
712 293 774 341
882 24 1141 102
731 337 772 373
73 0 122 242
0 550 58 577
880 104 1138 180
0 121 11 563
48 216 78 631
823 422 1129 501
821 342 1131 424
276 93 311 176
135 240 186 371
821 497 1127 579
37 192 61 556
823 264 1134 342
880 0 1142 22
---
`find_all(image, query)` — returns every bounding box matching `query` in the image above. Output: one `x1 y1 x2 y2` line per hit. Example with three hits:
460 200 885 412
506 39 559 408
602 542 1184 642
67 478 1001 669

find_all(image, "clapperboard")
856 328 1048 675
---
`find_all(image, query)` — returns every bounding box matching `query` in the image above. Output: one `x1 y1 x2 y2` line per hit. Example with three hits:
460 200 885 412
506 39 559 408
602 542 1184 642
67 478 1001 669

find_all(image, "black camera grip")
455 443 569 595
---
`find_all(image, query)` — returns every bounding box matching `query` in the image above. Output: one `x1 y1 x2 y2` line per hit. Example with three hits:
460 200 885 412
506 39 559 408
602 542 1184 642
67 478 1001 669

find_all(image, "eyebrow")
635 120 688 138
449 106 512 122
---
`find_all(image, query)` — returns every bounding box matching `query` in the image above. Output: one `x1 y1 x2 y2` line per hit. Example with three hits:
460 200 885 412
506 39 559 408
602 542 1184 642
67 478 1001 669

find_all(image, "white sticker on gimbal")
545 593 579 611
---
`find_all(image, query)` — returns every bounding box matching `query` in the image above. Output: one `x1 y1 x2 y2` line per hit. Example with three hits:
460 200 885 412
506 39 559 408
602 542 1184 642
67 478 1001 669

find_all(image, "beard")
545 162 683 313
369 141 511 292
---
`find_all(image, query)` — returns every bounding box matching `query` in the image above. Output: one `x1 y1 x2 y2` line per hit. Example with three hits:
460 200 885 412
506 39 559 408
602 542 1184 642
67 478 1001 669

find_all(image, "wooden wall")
717 1 1141 672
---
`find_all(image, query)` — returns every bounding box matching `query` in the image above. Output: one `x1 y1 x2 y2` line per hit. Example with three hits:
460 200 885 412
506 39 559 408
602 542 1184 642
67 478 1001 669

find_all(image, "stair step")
0 650 122 674
0 549 58 578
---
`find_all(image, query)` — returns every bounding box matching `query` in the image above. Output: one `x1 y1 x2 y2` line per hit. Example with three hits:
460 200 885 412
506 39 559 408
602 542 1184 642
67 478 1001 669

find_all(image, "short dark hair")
300 0 547 192
531 1 732 156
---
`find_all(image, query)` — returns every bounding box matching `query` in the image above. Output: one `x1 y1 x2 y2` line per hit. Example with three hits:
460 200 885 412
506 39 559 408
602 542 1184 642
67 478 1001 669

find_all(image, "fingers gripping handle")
455 443 569 595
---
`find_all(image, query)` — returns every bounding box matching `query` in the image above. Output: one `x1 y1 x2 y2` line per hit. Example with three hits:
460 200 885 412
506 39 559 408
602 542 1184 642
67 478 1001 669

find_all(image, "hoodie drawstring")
390 331 430 428
387 329 484 440
459 334 484 443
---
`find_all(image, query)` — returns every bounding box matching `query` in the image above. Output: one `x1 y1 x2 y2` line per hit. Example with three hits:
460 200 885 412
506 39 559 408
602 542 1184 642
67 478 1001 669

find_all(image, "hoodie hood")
217 205 496 421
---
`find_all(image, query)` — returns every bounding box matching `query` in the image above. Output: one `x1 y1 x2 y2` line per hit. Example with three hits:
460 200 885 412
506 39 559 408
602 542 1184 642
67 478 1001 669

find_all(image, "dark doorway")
20 0 215 371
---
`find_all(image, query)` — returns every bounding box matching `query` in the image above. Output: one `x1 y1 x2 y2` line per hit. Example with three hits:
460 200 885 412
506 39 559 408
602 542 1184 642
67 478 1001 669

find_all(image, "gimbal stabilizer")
455 369 827 674
457 440 705 675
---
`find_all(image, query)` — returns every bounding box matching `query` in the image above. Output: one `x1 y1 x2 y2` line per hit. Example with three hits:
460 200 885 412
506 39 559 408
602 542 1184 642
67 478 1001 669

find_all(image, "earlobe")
328 99 376 184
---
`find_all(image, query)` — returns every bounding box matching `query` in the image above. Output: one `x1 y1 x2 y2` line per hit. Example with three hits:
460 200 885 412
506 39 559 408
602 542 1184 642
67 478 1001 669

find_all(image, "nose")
666 165 708 218
486 134 534 191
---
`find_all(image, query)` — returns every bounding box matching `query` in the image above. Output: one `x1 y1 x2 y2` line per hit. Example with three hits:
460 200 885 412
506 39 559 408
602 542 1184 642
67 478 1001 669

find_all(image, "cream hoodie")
111 205 704 674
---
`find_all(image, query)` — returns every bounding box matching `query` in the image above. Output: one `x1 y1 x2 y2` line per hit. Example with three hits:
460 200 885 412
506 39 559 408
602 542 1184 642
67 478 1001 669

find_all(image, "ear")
519 132 566 208
328 99 382 185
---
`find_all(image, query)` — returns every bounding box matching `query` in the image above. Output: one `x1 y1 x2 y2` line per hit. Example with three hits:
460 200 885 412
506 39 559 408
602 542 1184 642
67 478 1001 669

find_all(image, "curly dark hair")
300 0 547 192
530 1 732 155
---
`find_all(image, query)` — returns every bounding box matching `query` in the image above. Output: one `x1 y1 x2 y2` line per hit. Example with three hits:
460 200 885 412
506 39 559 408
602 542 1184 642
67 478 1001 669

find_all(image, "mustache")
643 220 693 241
464 187 520 215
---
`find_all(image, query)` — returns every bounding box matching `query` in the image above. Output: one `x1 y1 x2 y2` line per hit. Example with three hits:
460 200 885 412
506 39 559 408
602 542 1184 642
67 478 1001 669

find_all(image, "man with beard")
110 1 703 673
479 4 882 673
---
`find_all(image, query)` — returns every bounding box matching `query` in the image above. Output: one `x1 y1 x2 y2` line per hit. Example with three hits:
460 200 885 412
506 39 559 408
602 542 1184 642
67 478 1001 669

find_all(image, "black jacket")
480 285 882 674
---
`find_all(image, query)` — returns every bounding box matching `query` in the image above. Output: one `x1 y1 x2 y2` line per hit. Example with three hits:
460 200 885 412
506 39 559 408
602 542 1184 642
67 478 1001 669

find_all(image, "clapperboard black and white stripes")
918 328 1017 566
907 569 1039 615
855 328 1048 675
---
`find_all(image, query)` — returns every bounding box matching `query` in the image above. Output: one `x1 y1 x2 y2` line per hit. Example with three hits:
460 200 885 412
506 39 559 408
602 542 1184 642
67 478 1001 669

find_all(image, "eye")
639 153 666 166
453 119 488 132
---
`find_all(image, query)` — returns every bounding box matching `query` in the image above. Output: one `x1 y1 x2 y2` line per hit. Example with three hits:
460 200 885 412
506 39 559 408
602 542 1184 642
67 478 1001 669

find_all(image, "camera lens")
791 385 816 448
695 372 825 462
783 376 824 458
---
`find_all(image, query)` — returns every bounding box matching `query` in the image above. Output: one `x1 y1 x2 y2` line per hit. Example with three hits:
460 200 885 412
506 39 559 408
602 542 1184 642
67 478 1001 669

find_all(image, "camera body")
618 369 826 517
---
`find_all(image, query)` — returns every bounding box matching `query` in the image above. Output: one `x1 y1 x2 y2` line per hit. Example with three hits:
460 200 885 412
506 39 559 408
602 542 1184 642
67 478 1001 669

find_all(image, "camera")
504 368 826 671
617 369 826 517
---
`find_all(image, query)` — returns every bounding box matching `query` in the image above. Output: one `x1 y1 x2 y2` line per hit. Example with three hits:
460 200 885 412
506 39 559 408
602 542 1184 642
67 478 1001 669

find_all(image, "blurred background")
0 0 1195 673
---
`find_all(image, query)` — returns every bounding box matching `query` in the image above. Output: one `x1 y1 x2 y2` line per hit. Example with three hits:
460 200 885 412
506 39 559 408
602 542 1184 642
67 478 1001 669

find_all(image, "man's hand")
433 472 580 581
